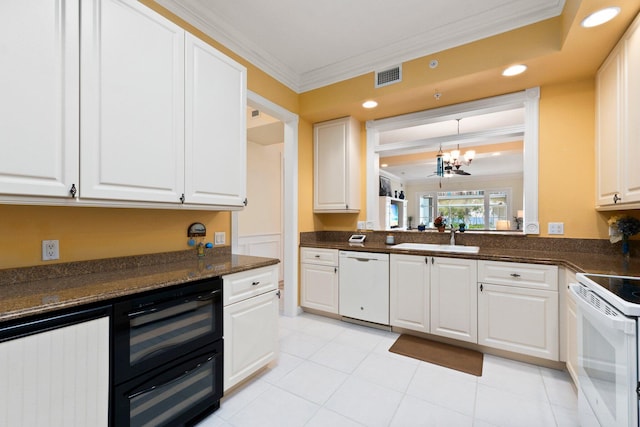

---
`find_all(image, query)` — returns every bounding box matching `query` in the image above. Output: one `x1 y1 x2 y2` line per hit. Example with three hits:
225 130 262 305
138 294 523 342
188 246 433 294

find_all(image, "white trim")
235 91 300 317
237 233 283 281
367 88 540 234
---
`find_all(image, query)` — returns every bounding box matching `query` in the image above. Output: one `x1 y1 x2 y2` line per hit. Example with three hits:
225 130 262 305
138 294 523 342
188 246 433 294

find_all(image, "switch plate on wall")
42 240 59 261
548 222 564 235
214 232 226 245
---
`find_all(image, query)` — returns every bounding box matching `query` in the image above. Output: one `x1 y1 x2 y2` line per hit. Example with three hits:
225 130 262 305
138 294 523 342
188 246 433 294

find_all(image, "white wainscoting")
237 233 283 281
0 316 110 427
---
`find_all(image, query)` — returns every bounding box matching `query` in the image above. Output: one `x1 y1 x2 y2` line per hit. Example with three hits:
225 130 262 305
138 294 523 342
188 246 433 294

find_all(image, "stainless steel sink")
391 242 480 254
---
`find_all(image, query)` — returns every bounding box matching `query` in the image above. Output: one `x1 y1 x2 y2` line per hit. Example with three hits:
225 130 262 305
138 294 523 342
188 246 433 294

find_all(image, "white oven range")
570 273 640 427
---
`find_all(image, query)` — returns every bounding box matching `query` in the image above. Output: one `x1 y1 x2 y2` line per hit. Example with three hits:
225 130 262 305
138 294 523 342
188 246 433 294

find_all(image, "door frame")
232 91 300 317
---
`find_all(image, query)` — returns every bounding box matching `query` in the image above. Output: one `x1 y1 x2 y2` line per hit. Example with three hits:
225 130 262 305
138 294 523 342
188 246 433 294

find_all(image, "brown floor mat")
389 334 483 376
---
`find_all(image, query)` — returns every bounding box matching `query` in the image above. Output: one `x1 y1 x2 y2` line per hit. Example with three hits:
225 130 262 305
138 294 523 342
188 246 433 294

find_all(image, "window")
417 189 511 230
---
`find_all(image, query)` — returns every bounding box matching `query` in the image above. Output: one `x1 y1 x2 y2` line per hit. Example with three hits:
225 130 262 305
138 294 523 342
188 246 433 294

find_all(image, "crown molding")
157 0 564 93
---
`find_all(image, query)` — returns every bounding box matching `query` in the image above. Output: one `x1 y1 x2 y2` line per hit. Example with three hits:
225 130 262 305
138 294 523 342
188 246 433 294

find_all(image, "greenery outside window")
418 189 511 230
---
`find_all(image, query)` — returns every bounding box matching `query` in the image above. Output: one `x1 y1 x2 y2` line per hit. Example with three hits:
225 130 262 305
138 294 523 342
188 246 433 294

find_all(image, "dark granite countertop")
300 231 640 277
0 249 279 323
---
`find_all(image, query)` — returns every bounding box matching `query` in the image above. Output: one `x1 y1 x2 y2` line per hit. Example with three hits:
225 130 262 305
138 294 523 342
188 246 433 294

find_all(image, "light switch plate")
357 221 366 230
366 221 375 230
548 222 564 235
214 232 226 245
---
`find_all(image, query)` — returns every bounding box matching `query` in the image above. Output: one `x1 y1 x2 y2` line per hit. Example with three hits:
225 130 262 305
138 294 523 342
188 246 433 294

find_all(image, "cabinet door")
622 18 640 204
80 0 185 203
0 316 109 427
0 0 79 198
478 283 559 361
184 33 247 207
390 254 429 333
313 117 360 212
224 290 279 391
430 257 477 343
301 263 339 314
596 45 623 206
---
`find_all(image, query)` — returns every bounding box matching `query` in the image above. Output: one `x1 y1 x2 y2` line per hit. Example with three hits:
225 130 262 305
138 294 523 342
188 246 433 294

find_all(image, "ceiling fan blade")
454 169 471 175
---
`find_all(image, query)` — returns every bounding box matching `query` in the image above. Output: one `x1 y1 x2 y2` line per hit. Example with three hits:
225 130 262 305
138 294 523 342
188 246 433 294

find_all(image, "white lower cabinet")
0 315 110 427
390 255 477 342
430 257 478 343
390 254 430 333
300 248 339 314
478 261 559 361
223 265 279 392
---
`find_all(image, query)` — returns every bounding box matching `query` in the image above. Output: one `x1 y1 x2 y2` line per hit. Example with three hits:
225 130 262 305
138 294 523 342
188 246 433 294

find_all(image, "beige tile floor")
198 312 578 427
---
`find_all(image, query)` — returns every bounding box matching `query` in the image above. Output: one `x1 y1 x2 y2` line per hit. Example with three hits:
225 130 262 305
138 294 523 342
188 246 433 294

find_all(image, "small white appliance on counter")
339 251 389 325
570 273 640 427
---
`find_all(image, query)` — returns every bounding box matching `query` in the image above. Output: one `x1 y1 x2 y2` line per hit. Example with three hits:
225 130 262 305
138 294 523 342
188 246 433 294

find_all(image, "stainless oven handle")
127 352 218 400
569 284 635 335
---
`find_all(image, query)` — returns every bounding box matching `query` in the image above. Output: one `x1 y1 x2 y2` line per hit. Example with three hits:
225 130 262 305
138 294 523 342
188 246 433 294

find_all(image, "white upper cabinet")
0 0 247 208
596 13 640 209
80 0 186 203
184 33 247 207
0 0 79 198
314 117 361 212
622 16 640 204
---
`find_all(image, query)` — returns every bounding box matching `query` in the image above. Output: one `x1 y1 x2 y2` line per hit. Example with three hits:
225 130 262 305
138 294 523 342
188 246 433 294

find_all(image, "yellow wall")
0 2 300 270
0 205 229 268
297 78 630 239
2 2 636 270
538 79 607 238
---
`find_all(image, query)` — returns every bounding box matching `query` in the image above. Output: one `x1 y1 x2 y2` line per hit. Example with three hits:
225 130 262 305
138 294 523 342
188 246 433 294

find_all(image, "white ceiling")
156 0 565 92
246 108 284 146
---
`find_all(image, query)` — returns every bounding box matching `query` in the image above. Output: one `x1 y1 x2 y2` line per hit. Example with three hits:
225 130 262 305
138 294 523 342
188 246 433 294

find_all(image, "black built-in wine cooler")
112 277 223 427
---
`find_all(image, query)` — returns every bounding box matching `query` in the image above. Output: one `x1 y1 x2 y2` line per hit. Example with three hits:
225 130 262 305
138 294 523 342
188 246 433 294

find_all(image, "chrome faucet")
450 227 456 245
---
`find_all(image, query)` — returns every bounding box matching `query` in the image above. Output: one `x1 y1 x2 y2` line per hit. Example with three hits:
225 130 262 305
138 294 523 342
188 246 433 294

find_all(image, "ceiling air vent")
375 65 402 88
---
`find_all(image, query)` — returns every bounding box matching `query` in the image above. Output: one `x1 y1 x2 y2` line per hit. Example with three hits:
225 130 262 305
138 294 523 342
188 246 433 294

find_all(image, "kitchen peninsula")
0 248 279 426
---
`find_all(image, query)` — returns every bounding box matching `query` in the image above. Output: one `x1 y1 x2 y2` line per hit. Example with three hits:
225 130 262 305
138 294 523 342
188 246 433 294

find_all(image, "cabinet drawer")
300 247 339 266
223 265 278 306
478 261 558 291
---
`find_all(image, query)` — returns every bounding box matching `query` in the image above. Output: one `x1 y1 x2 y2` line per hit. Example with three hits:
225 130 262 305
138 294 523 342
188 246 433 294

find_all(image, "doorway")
232 91 299 317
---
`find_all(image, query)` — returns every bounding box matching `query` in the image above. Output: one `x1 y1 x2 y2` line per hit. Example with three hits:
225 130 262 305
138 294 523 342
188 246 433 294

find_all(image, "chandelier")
436 119 475 177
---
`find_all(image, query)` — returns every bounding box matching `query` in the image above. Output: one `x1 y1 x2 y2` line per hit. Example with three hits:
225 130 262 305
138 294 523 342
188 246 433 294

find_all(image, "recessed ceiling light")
502 64 527 77
362 100 378 109
581 7 620 28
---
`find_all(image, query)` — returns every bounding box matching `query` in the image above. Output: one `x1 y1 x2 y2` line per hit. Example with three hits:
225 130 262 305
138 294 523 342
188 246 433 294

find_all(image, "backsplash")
300 230 630 256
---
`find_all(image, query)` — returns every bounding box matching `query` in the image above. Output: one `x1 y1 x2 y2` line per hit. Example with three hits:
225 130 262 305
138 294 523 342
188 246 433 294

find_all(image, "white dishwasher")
339 251 390 325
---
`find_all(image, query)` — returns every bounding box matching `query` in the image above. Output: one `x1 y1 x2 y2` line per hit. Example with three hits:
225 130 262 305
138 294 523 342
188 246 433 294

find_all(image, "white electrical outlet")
42 240 59 261
548 222 564 235
366 221 375 230
357 221 366 230
214 232 226 245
